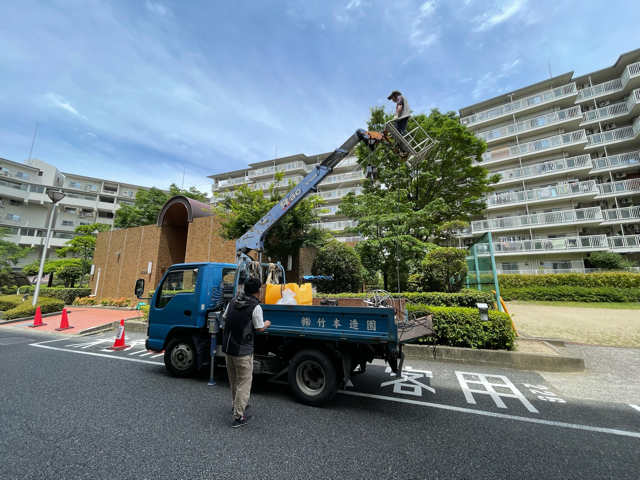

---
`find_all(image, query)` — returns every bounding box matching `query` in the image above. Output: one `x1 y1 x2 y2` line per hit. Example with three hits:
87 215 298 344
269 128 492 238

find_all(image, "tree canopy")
56 223 111 286
215 172 329 261
0 227 33 269
339 106 498 290
114 184 208 229
311 240 363 294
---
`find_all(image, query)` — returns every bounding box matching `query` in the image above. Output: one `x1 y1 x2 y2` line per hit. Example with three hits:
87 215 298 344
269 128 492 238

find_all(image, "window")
501 262 519 272
98 212 114 219
156 268 199 309
222 268 236 285
69 182 83 189
10 200 23 207
540 261 572 271
62 220 74 227
20 228 37 236
122 190 134 197
86 185 98 192
29 185 45 193
15 172 30 180
5 214 20 221
38 171 43 177
65 207 77 214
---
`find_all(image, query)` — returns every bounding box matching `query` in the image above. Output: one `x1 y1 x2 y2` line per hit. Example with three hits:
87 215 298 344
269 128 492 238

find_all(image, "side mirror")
134 278 145 299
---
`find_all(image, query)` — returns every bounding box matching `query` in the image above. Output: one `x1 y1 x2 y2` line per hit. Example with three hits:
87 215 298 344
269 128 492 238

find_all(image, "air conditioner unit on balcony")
620 197 632 204
598 100 611 107
595 201 607 208
626 225 637 231
604 123 617 131
581 228 590 234
576 203 583 209
77 212 86 217
614 172 627 179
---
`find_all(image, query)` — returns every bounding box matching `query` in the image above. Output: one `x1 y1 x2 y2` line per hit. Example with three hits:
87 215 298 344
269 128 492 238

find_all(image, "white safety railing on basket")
385 116 437 168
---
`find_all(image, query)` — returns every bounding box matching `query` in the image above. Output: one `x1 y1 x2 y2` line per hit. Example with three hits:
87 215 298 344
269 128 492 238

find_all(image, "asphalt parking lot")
1 329 639 479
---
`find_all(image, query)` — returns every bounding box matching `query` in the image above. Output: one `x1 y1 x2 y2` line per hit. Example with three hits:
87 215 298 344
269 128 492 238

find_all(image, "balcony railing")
480 130 586 164
318 187 362 200
461 83 576 126
476 106 581 142
247 161 313 178
336 235 364 242
471 207 603 233
477 234 609 255
602 206 640 222
581 88 640 124
322 171 365 185
577 61 640 101
608 235 640 249
487 180 597 208
598 178 640 196
590 150 640 171
586 117 640 147
336 156 359 168
318 220 358 231
496 154 592 183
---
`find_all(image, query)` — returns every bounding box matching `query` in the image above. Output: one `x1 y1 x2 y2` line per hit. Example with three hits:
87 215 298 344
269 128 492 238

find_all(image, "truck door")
148 267 200 346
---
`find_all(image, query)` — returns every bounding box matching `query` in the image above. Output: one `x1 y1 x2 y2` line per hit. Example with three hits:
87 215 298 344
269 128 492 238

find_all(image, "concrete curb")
0 310 68 325
77 321 119 336
403 344 585 372
124 320 147 333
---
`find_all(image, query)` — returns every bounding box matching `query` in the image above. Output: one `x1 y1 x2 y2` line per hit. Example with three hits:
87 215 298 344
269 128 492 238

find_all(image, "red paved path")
0 308 139 334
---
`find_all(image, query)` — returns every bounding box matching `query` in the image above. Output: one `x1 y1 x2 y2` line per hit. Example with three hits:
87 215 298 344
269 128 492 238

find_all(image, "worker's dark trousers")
226 353 253 419
395 117 409 135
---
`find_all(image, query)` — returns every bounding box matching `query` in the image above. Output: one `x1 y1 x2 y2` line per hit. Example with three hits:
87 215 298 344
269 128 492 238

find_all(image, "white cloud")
346 0 365 10
145 1 168 15
471 57 521 99
44 93 85 118
473 0 527 32
418 0 437 17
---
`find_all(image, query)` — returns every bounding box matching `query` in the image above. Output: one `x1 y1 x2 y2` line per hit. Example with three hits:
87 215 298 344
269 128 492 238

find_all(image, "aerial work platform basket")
384 116 437 168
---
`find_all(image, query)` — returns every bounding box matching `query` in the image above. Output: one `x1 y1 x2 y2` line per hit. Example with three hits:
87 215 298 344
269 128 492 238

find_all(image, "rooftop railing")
602 206 640 222
486 180 597 208
480 130 586 164
597 178 640 196
471 207 603 233
590 150 640 171
247 161 313 178
461 83 576 126
496 154 592 183
476 106 581 142
577 61 640 101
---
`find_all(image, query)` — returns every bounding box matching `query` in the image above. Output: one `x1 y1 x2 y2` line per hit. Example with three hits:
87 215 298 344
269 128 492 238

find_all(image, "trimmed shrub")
498 272 640 289
100 297 132 307
26 287 92 305
0 295 23 311
500 286 640 303
1 285 18 295
409 247 469 293
73 297 99 306
407 304 515 350
314 290 495 308
311 241 363 294
2 297 65 320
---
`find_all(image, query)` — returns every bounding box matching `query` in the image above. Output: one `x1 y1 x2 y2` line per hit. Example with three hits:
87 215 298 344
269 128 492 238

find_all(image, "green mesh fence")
466 232 502 311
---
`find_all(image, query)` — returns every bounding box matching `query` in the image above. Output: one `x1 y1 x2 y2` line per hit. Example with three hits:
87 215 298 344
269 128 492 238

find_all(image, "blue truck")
136 124 435 405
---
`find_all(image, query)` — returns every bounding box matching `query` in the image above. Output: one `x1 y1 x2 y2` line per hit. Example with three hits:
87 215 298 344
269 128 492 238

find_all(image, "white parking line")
30 343 163 365
629 404 640 412
339 390 640 439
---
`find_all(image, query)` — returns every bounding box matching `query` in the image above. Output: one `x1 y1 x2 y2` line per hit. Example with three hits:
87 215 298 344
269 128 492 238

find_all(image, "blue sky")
0 0 638 193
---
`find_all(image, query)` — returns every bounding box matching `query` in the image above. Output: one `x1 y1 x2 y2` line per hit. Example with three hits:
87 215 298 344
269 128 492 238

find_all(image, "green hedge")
27 287 92 305
498 272 640 289
500 286 640 303
2 297 66 320
407 304 515 350
0 295 24 311
314 290 495 308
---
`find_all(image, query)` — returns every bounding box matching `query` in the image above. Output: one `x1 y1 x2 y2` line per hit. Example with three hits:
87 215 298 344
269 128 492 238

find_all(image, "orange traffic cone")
28 306 47 328
55 308 74 331
107 319 129 351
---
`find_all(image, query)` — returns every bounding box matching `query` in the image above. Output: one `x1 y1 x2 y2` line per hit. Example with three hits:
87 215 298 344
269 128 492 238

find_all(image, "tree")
408 247 469 293
56 223 111 286
311 240 363 294
0 227 33 288
339 106 497 290
114 187 169 229
436 221 471 247
169 183 208 203
589 251 636 270
22 258 84 287
215 173 329 261
56 263 84 288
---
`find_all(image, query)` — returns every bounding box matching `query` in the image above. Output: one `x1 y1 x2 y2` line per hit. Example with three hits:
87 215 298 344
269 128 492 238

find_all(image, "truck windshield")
156 268 199 309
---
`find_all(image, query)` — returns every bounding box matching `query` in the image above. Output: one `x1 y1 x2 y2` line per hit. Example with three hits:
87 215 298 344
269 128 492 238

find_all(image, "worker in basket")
388 89 410 135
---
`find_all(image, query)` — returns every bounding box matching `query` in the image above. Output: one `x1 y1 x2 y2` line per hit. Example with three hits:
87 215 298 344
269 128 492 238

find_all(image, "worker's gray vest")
222 295 259 356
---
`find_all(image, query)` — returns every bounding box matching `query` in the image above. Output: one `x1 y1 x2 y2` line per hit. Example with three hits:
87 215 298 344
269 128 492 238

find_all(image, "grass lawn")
507 301 640 310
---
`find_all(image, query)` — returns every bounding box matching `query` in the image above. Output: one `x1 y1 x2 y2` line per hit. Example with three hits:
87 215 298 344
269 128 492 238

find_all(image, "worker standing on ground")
222 276 271 428
388 89 410 135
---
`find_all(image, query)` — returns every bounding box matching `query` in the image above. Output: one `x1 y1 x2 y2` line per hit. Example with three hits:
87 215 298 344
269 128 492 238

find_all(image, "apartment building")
0 157 150 270
209 152 365 243
459 49 640 273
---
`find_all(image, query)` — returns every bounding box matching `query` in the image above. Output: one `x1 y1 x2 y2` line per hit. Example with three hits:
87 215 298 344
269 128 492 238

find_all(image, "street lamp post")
32 190 66 306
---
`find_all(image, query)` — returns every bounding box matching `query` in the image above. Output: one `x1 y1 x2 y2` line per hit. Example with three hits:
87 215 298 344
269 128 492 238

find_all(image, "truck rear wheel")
164 336 198 378
288 349 338 406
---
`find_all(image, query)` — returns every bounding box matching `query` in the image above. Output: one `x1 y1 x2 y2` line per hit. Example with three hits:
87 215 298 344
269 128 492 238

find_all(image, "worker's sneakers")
232 414 254 428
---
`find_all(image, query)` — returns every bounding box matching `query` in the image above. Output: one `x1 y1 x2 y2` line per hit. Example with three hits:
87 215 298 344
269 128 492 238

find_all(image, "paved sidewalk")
0 308 136 334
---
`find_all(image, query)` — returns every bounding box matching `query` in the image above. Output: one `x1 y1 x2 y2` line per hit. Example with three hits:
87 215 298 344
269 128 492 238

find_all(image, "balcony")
471 207 603 233
576 61 640 102
318 187 362 200
318 220 358 231
586 116 640 148
496 154 592 185
486 180 598 210
336 235 364 242
479 130 587 166
476 106 581 144
597 178 640 198
247 161 313 179
461 83 577 127
590 150 640 172
608 235 640 251
321 171 365 185
335 156 360 169
602 206 640 224
479 235 609 256
581 89 640 125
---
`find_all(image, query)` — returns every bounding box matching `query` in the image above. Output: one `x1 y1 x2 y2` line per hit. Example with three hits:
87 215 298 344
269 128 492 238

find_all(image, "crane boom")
235 129 367 258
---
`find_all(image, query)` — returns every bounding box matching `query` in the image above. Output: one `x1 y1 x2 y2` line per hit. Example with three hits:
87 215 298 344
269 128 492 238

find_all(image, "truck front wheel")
288 350 338 406
164 336 198 378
